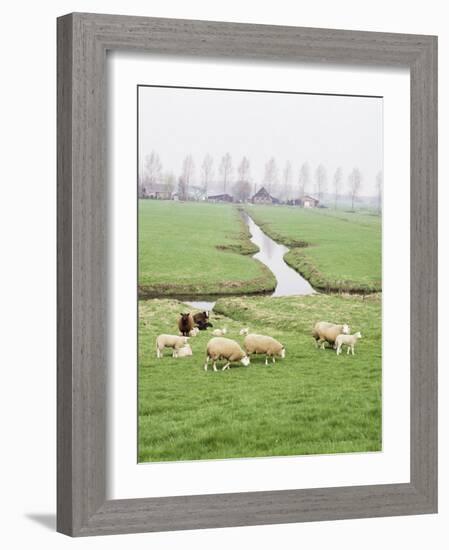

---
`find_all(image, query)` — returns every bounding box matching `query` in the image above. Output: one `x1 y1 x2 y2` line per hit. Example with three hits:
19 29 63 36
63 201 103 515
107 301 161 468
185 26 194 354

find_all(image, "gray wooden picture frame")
57 12 438 537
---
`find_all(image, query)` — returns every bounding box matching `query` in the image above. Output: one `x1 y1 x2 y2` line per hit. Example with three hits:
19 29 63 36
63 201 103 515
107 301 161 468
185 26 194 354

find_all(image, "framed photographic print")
57 13 437 536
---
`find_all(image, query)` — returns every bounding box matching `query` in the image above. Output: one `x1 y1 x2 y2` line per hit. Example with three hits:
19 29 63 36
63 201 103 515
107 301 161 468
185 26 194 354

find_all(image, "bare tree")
315 164 328 202
219 153 233 194
333 167 343 209
376 170 383 214
263 157 279 194
237 156 251 182
348 167 362 210
233 180 252 202
140 150 162 196
163 172 176 196
180 155 195 200
233 157 252 202
298 162 310 198
201 154 214 196
282 161 293 201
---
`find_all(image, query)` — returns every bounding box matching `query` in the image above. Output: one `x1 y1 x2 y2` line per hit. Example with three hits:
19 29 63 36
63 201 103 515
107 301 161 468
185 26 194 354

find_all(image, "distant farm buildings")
251 187 280 205
292 195 320 208
143 184 173 200
207 193 234 203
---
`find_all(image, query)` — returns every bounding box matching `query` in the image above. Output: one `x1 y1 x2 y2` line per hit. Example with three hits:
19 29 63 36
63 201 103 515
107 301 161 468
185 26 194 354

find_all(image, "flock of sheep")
154 311 363 371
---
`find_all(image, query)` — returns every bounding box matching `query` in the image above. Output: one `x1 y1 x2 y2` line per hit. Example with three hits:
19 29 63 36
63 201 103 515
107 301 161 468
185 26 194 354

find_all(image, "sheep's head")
355 332 362 339
279 347 286 359
241 355 250 367
180 312 191 321
342 324 350 334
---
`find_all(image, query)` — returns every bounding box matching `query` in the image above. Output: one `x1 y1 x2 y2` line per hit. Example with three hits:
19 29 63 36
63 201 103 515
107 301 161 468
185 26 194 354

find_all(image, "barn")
207 193 234 203
251 187 279 205
294 195 320 208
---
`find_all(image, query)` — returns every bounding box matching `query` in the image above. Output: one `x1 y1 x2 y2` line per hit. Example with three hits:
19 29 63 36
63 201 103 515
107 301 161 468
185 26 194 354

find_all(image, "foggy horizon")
138 85 383 198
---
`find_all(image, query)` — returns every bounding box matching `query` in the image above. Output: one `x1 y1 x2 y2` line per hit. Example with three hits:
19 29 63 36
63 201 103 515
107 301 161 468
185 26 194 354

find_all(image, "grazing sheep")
239 328 249 336
312 321 350 350
178 312 194 336
176 344 193 358
243 334 285 365
193 311 210 326
336 332 362 355
212 327 227 336
188 327 199 337
205 337 250 372
156 334 189 358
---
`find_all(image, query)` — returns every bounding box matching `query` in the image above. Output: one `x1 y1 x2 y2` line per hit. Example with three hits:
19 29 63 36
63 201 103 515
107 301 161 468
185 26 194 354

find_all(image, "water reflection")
244 214 315 297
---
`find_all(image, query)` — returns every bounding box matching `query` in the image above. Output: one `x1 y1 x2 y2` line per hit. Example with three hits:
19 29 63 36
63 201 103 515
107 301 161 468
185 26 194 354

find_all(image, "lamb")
176 344 193 358
212 327 227 336
187 327 199 337
156 334 189 358
178 312 194 336
239 328 249 336
335 332 362 355
312 321 350 350
205 337 250 371
243 334 285 365
196 320 213 330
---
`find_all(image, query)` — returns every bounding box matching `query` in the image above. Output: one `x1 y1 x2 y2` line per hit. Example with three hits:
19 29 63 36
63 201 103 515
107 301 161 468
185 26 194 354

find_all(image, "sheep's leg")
156 347 161 358
222 362 230 371
213 361 218 372
320 341 326 350
351 346 355 356
336 345 341 355
347 346 350 355
204 357 209 371
265 356 269 366
272 356 276 364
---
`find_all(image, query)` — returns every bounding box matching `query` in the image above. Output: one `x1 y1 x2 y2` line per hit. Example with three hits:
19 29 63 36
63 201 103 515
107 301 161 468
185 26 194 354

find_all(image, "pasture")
246 205 382 293
138 200 275 297
138 294 382 462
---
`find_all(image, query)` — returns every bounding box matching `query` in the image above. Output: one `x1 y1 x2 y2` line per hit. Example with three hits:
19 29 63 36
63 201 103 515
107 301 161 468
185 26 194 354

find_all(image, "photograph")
137 84 383 463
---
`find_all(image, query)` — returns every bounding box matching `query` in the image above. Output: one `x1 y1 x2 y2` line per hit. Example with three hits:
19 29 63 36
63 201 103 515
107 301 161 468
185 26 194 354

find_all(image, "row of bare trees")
140 150 382 209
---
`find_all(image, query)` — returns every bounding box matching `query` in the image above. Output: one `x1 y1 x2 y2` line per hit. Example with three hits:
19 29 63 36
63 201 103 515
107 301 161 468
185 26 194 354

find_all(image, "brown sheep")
178 312 194 336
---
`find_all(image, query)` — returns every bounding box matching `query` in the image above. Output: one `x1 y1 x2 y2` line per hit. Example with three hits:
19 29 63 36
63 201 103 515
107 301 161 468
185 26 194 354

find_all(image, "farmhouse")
251 186 279 205
144 183 173 200
294 195 320 208
207 193 234 203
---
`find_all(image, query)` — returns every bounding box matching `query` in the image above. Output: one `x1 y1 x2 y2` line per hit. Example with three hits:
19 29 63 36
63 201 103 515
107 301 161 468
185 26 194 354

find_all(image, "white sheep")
189 327 200 337
239 328 249 336
176 344 193 358
212 327 227 336
205 337 250 371
335 332 362 355
156 334 189 358
312 321 350 350
243 334 285 365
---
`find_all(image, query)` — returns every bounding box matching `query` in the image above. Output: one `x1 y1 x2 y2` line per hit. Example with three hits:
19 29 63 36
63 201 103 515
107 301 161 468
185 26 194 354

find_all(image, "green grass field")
139 200 275 297
246 205 382 293
138 294 381 462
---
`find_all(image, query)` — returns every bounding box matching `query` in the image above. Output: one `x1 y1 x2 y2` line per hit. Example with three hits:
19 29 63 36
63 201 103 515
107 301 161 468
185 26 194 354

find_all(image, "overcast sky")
138 85 383 197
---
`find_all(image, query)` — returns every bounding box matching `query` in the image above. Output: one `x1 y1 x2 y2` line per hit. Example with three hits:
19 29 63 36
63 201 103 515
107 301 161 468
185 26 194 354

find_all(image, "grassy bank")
138 200 276 297
246 205 382 293
138 294 381 462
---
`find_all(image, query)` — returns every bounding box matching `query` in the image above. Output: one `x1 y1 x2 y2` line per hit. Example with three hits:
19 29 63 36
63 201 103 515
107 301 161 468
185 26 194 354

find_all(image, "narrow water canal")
184 213 315 310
